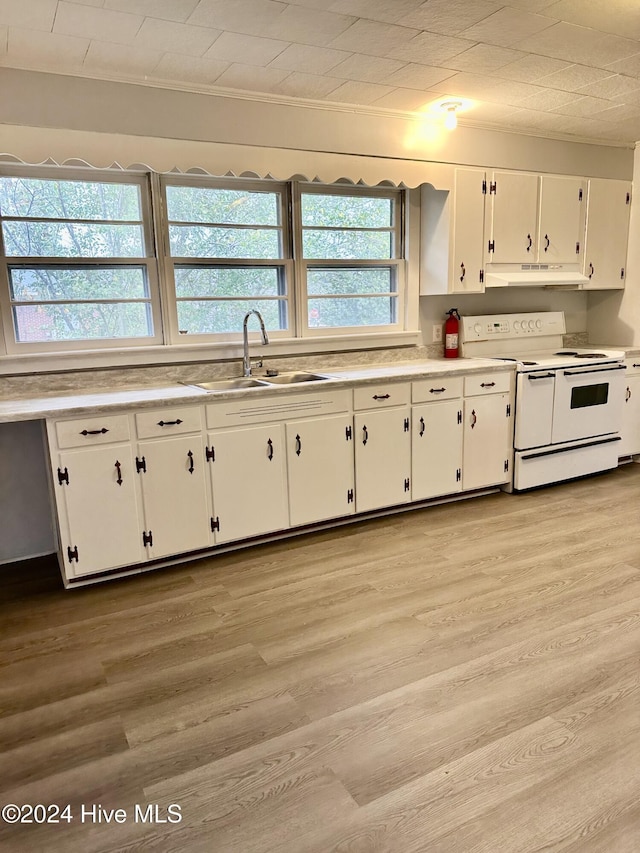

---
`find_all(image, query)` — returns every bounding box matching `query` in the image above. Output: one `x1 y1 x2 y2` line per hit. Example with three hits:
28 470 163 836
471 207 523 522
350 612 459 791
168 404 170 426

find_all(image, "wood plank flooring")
2 465 640 852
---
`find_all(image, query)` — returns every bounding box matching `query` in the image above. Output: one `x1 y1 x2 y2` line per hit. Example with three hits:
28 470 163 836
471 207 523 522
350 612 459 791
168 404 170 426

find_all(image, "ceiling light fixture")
440 100 462 130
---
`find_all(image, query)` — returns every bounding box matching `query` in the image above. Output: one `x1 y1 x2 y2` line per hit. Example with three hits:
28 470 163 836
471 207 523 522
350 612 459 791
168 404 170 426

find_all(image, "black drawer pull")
419 417 425 437
158 419 183 426
480 382 495 388
115 460 122 485
80 428 109 436
563 365 626 377
527 373 555 380
187 450 194 474
429 387 446 394
373 394 391 400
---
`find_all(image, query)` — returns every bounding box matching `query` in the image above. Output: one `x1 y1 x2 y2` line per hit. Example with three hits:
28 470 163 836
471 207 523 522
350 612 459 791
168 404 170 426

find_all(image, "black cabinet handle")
158 419 183 427
544 234 550 252
471 410 477 429
429 387 446 394
362 425 368 445
626 386 631 402
267 438 274 461
526 234 532 251
480 382 495 388
460 262 465 282
295 434 302 456
373 394 390 400
588 262 595 279
80 428 109 436
187 450 194 474
115 460 122 486
419 417 425 437
528 373 555 380
563 365 626 376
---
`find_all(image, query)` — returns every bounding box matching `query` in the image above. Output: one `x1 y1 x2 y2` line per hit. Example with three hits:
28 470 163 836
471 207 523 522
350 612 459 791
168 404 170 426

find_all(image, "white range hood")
484 264 589 288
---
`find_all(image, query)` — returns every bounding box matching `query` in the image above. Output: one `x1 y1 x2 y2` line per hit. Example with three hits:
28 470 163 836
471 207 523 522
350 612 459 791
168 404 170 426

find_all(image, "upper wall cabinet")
582 179 631 290
486 171 586 265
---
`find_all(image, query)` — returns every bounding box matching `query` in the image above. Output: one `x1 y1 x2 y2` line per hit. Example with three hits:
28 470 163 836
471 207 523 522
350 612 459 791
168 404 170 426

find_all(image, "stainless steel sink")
263 371 331 384
181 377 270 392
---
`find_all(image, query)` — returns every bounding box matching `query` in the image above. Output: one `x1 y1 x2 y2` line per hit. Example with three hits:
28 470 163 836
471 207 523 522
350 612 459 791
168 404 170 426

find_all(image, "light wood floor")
2 466 640 853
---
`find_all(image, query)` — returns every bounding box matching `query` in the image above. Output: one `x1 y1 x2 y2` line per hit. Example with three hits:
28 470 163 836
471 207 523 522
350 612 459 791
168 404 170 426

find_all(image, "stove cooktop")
491 348 625 370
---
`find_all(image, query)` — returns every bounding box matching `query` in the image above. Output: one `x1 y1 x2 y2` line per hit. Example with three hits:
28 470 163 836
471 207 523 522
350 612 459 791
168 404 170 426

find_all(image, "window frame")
159 174 294 345
0 165 163 354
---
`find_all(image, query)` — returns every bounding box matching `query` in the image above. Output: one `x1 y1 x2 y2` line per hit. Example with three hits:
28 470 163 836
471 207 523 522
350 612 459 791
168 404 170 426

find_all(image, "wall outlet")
432 324 443 343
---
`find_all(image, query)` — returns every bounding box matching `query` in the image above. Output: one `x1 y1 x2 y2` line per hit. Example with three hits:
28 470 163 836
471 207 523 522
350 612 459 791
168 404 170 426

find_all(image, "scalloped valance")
0 124 454 190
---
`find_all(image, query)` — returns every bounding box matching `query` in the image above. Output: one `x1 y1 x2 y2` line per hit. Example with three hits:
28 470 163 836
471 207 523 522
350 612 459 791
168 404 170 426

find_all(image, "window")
162 178 291 342
0 168 161 352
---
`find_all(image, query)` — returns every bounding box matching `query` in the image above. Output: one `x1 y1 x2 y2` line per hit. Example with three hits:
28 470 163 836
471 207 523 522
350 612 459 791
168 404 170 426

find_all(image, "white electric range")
460 312 626 490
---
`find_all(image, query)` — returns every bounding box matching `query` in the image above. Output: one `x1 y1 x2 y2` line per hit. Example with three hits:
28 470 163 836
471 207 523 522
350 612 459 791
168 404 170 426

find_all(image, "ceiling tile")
397 0 503 36
592 102 640 123
104 0 199 23
605 54 640 79
274 70 342 98
551 94 615 116
54 1 143 44
0 0 57 32
265 5 355 47
134 18 220 57
465 101 522 122
204 32 289 66
327 79 396 104
460 7 557 47
269 43 350 74
70 1 105 7
370 87 438 111
328 19 419 56
327 0 426 25
501 0 559 12
543 0 640 41
187 0 287 37
6 27 89 69
576 74 640 102
517 87 579 111
213 63 291 93
383 63 455 91
149 53 229 85
495 54 570 83
445 44 527 74
536 64 615 92
515 22 640 67
82 39 162 75
431 72 504 100
386 31 474 65
328 53 405 84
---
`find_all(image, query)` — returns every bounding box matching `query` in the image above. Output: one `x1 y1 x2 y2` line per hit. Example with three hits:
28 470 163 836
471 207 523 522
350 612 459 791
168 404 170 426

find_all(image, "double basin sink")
182 371 333 393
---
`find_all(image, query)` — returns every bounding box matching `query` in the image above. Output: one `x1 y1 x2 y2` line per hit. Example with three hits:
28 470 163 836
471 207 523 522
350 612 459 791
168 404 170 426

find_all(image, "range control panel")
460 311 566 342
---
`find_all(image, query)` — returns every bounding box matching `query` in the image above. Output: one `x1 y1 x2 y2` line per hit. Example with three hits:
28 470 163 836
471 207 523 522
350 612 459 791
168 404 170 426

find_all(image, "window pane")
10 267 149 301
307 268 394 296
303 230 392 259
166 186 280 225
176 299 286 335
174 266 282 298
3 222 144 257
169 225 281 258
301 194 392 228
13 303 153 342
308 296 396 328
0 177 142 220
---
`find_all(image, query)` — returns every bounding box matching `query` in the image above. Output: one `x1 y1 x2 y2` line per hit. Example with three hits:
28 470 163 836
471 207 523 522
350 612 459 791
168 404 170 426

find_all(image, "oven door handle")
562 365 626 377
527 372 555 380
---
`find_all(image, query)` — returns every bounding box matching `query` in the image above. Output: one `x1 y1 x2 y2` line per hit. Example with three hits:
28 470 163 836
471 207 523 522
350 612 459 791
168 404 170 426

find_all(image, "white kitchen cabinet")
420 168 486 294
137 433 211 559
286 414 355 527
582 178 631 290
206 424 288 543
537 175 586 264
412 399 463 500
618 358 640 457
354 406 411 513
463 393 512 491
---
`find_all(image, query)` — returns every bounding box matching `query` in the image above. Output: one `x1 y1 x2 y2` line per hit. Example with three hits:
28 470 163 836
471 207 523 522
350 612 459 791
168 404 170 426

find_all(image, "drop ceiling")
3 0 640 145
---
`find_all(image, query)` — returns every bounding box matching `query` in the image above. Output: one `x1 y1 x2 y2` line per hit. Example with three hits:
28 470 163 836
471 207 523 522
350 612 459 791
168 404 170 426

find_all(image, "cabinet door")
55 445 143 577
463 394 512 491
286 414 355 527
207 425 288 544
412 400 463 500
538 175 586 264
583 179 631 289
452 168 486 293
619 373 640 457
488 171 539 263
138 436 211 559
354 408 411 512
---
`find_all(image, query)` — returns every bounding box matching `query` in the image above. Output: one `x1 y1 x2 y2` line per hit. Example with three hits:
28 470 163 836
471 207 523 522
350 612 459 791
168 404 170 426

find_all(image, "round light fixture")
440 100 463 130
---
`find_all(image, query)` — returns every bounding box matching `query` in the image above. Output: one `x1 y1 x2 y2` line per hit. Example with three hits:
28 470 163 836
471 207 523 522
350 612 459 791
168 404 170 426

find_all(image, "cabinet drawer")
54 414 130 449
135 406 202 438
625 357 640 375
353 383 410 410
464 372 511 397
206 389 350 428
412 376 463 403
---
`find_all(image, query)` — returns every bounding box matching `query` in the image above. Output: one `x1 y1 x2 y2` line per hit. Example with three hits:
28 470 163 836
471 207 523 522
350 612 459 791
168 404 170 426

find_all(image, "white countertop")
0 357 512 424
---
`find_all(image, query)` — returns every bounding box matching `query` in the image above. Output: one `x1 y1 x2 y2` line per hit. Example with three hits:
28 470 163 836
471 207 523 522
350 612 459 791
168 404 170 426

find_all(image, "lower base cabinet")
462 393 512 491
412 400 463 500
619 361 640 457
354 407 411 513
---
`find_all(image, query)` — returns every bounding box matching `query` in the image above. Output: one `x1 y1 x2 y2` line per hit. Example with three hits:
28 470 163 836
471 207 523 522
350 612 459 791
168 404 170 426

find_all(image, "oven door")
551 364 626 444
514 370 555 450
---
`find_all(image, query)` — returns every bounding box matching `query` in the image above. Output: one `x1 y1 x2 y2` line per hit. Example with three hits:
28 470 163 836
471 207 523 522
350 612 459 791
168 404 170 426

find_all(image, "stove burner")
555 351 577 356
573 352 608 358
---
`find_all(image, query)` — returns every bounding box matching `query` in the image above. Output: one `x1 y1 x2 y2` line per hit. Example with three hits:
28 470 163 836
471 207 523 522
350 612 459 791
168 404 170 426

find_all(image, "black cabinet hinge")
457 410 462 424
626 192 631 204
621 267 626 279
57 467 69 485
211 516 220 533
345 425 352 440
488 239 495 253
506 403 511 417
404 477 410 492
347 488 354 504
479 269 484 284
490 181 496 194
576 241 580 254
578 188 583 201
136 456 146 473
504 459 509 473
206 446 215 462
67 545 78 563
142 530 153 547
456 468 461 482
482 179 487 194
404 417 410 432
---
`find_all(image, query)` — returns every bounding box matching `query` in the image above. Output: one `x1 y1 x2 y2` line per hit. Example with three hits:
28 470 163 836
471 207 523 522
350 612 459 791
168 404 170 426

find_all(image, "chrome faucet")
242 310 269 376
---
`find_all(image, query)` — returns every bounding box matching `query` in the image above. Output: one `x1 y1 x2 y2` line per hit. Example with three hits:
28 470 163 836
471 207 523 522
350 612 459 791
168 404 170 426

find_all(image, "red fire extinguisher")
444 308 461 358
